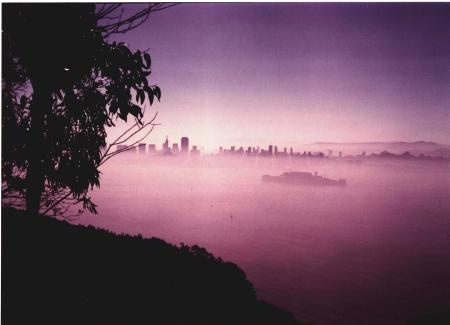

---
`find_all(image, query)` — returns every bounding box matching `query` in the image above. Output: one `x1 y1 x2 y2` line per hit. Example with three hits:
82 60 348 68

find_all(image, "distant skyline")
106 3 450 151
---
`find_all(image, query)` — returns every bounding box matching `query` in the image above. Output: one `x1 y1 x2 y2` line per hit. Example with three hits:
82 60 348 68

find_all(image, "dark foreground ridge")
2 208 305 325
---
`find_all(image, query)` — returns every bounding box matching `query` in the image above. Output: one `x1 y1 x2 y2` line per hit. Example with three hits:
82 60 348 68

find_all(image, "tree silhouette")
2 4 171 215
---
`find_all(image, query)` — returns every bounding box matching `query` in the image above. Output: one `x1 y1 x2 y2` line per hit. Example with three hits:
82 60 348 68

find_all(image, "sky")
107 3 450 152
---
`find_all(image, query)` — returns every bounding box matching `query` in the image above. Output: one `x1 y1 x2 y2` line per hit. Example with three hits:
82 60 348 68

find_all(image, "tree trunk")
25 83 51 214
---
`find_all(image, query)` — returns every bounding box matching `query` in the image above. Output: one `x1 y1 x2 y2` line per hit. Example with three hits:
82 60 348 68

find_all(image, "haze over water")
76 154 450 324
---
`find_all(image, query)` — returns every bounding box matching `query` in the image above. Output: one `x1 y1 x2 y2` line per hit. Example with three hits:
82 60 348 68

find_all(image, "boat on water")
262 171 346 186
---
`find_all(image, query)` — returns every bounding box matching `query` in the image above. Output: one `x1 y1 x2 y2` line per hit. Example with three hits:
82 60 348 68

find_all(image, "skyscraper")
191 145 200 156
181 137 189 154
148 144 156 154
172 143 179 153
162 136 169 153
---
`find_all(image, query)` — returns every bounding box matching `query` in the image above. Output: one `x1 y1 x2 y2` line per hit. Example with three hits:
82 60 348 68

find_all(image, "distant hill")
313 141 442 145
2 208 304 325
305 141 450 157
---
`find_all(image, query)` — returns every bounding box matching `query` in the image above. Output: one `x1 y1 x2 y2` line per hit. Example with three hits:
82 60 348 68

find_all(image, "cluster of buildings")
115 137 448 162
116 137 345 160
115 136 200 156
219 145 342 159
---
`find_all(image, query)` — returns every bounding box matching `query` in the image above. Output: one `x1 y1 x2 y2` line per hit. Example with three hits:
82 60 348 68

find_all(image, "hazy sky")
108 3 450 151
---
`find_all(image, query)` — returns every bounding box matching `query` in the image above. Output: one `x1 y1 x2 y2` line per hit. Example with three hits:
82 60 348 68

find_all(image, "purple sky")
108 3 450 151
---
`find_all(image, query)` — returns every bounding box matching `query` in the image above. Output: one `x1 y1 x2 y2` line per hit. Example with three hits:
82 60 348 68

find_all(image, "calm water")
76 155 450 324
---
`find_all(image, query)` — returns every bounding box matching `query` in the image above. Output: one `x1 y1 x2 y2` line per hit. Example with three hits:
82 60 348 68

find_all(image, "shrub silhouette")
2 207 303 325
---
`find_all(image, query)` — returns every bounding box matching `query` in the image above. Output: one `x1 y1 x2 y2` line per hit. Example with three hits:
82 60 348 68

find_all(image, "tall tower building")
162 136 169 153
181 137 189 154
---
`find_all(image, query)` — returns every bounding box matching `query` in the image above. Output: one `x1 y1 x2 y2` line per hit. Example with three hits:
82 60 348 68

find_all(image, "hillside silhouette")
2 207 305 325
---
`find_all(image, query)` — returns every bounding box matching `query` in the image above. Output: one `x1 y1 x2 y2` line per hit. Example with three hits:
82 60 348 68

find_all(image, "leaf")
144 53 151 69
142 76 149 88
129 105 142 118
137 89 145 104
135 51 143 67
56 90 64 101
149 92 154 105
155 87 161 101
119 104 129 116
20 95 27 107
109 100 118 114
119 44 132 56
118 112 127 122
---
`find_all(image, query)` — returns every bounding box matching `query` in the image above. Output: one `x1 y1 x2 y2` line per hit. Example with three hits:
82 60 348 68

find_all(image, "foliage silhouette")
2 4 163 215
2 207 305 325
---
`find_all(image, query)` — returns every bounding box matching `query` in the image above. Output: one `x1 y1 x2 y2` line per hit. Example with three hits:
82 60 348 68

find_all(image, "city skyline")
105 3 450 150
114 135 450 160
